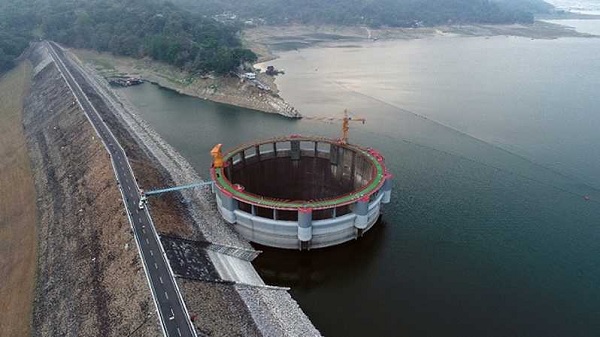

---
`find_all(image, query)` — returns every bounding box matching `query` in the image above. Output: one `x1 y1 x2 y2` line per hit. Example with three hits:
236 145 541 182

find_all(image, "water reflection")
253 218 387 289
120 27 600 335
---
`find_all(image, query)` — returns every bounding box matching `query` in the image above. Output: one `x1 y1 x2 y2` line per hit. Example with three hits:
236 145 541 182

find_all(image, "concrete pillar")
329 144 339 165
297 207 313 243
382 172 393 204
218 190 237 223
291 140 300 161
350 151 356 187
354 196 369 230
226 164 232 180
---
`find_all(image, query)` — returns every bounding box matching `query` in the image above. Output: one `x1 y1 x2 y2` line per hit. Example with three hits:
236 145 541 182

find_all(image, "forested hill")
174 0 555 27
0 0 555 74
0 0 256 74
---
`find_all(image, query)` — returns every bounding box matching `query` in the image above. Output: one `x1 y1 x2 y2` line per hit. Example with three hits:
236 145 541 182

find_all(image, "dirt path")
0 62 36 337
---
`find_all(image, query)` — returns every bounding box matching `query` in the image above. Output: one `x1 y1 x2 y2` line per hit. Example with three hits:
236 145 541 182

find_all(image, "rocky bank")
71 49 301 119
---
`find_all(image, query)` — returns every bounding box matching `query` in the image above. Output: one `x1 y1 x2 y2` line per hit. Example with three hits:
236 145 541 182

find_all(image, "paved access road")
47 41 197 337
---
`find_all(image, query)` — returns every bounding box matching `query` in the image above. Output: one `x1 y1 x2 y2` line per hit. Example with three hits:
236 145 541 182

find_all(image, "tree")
0 0 256 74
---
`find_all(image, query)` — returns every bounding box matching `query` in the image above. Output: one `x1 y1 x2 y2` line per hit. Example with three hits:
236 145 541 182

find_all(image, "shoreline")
70 20 597 119
70 48 301 118
245 20 597 61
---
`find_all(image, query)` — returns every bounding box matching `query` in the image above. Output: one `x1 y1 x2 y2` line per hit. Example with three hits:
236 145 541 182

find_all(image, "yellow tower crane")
304 109 366 144
340 109 366 144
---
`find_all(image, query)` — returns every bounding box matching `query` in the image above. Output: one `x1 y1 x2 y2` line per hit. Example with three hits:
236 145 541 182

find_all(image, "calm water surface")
546 0 600 15
120 20 600 337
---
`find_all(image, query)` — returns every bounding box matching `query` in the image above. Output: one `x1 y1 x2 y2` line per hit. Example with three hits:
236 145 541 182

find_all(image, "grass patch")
0 61 36 337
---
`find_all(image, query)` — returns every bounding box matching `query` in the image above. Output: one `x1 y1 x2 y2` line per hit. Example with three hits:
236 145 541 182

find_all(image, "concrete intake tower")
211 135 392 250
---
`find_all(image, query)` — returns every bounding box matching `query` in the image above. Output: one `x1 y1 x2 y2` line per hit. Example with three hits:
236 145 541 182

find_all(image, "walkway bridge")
144 181 215 197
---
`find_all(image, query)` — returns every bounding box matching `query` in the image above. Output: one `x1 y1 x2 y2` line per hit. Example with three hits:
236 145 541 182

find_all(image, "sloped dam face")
212 136 391 249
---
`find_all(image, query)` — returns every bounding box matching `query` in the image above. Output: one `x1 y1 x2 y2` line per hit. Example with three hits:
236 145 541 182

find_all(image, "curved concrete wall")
215 189 387 249
226 147 376 202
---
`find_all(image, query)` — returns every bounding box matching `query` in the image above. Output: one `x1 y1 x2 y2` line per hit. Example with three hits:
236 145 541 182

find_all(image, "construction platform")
211 135 392 250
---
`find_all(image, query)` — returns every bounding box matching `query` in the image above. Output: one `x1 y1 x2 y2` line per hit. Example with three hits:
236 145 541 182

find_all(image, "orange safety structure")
211 143 224 168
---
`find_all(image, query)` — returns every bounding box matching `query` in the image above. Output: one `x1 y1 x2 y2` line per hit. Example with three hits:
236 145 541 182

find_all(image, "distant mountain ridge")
173 0 556 27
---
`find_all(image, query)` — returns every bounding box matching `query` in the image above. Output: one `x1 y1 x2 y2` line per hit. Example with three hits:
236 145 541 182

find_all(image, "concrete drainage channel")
46 41 321 336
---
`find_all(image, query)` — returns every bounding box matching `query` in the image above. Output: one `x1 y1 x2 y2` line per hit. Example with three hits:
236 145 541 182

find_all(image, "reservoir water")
119 20 600 337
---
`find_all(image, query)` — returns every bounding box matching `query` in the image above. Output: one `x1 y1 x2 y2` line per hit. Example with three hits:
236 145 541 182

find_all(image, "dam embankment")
36 41 320 336
24 44 161 336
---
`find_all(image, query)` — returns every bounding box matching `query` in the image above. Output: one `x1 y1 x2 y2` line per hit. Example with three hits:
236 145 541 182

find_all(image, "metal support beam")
145 181 214 196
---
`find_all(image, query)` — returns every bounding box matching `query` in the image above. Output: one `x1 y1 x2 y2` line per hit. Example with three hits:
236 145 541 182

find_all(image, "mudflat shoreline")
71 20 595 119
245 20 596 60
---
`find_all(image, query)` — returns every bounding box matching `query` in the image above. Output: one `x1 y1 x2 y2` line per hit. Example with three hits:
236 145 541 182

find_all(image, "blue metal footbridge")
144 181 215 197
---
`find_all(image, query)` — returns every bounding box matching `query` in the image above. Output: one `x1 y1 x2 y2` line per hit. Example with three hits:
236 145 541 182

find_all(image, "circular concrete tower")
211 135 392 250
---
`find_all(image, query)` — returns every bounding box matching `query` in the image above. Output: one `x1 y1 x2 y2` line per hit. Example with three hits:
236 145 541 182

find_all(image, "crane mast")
340 109 366 144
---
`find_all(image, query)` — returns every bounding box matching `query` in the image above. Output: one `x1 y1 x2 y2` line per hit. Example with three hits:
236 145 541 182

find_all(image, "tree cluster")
0 0 257 74
0 1 36 72
175 0 554 27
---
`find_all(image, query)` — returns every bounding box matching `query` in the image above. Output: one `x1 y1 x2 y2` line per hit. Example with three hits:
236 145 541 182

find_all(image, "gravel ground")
160 237 219 281
180 280 262 337
236 285 321 337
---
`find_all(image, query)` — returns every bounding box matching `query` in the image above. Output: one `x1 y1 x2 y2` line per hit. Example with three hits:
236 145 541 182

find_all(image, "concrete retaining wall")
217 190 385 249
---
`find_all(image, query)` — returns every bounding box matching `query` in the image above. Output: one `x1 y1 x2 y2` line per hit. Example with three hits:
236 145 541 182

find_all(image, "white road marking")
154 263 159 269
150 250 153 256
159 276 163 284
165 292 169 300
177 328 182 336
145 238 149 244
